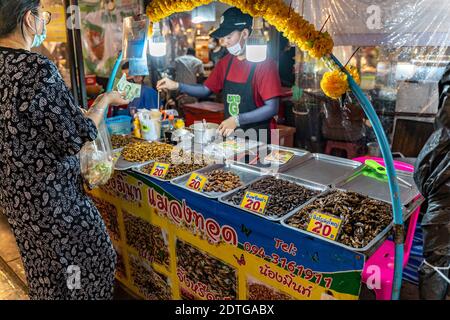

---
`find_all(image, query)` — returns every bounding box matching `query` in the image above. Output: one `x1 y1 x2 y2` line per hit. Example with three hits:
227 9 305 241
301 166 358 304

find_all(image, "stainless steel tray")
219 172 328 222
282 153 363 186
335 166 421 209
235 145 310 173
132 161 169 182
114 141 175 171
115 154 154 171
170 161 268 199
131 155 214 182
281 188 423 257
202 138 265 161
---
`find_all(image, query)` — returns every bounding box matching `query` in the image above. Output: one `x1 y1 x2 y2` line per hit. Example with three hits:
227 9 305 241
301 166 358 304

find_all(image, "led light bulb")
149 22 166 57
246 17 267 63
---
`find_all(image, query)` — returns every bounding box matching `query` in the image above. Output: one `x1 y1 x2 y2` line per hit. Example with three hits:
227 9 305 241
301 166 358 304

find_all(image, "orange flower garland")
146 0 362 100
146 0 334 59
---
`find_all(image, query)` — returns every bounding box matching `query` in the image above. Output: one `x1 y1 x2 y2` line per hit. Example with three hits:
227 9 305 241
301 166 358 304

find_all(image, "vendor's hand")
218 117 238 137
166 98 176 108
157 77 179 91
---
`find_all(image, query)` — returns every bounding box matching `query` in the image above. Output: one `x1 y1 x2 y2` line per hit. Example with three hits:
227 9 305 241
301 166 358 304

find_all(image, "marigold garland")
320 70 348 100
146 0 334 59
146 0 363 100
320 66 361 100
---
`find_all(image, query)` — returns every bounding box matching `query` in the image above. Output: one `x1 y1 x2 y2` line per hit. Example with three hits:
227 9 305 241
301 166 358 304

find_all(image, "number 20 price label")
240 191 270 215
150 162 170 178
307 211 342 241
186 173 208 192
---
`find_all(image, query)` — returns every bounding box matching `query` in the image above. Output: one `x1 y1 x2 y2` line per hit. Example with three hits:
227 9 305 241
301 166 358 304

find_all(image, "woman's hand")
103 91 130 106
79 107 88 115
157 77 179 91
218 117 238 137
86 92 129 126
93 92 129 108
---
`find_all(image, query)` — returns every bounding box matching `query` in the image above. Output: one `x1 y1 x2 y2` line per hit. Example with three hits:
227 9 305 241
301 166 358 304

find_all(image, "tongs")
365 159 412 188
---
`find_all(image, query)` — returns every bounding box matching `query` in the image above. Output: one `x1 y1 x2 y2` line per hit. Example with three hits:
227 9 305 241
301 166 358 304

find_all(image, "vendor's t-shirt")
204 54 282 107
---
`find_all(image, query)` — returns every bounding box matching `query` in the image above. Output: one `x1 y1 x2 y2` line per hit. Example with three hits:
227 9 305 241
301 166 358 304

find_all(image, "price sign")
186 173 208 192
307 211 342 241
240 191 270 215
264 150 294 164
150 162 170 178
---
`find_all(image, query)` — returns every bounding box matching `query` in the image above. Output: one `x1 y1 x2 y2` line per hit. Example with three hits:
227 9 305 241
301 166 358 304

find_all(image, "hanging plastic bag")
414 71 450 299
80 120 115 189
122 15 149 61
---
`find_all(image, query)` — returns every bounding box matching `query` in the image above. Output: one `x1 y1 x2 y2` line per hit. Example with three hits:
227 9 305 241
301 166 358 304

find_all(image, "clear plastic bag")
80 120 114 189
122 14 149 61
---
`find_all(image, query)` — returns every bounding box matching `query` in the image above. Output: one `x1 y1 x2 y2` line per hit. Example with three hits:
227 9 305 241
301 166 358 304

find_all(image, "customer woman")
0 0 128 299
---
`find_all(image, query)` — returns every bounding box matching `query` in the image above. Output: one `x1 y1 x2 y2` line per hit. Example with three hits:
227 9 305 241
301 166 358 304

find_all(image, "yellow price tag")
186 173 208 192
150 162 170 178
240 191 270 215
307 211 342 241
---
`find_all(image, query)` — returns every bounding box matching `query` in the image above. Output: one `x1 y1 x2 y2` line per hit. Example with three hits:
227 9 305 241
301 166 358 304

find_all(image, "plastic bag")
80 121 115 189
122 15 149 61
413 73 450 299
414 88 450 209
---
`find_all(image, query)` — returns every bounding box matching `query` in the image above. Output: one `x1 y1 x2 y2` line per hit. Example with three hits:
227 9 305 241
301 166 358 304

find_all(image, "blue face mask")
31 16 47 48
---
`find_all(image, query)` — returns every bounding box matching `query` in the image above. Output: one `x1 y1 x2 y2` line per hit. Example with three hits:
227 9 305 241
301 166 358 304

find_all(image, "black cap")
210 7 253 38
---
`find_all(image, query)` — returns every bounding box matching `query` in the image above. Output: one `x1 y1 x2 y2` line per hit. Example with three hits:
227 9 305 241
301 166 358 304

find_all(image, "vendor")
114 61 162 116
157 7 282 143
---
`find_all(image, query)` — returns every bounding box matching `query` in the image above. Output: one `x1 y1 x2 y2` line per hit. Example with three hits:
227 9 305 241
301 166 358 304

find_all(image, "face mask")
208 44 215 49
31 16 47 48
227 33 244 56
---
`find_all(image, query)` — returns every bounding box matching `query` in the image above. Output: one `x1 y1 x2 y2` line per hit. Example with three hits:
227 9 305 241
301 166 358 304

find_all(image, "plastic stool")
326 140 362 159
353 156 421 300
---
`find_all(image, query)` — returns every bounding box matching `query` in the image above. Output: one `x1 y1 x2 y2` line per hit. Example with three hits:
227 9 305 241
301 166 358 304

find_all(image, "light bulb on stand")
246 17 267 63
149 22 166 57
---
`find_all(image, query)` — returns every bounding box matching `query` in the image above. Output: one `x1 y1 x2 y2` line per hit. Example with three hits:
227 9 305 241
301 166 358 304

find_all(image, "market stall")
82 0 445 300
87 137 422 300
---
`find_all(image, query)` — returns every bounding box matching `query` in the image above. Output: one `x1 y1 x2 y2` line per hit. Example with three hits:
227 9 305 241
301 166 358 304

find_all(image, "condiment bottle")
133 115 141 138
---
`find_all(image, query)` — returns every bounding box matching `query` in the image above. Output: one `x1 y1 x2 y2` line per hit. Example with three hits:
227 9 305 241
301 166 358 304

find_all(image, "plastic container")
106 116 132 135
138 110 160 141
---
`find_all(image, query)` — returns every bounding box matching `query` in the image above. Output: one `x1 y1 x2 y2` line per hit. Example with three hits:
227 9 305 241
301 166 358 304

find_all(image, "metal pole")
63 0 79 105
70 0 88 108
331 54 405 300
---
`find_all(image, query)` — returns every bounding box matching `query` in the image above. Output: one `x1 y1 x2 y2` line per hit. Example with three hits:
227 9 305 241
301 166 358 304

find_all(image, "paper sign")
150 162 170 178
307 211 342 241
186 173 208 192
240 191 270 215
